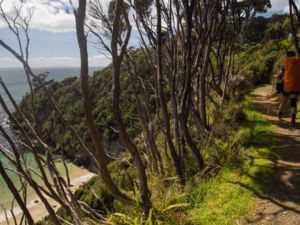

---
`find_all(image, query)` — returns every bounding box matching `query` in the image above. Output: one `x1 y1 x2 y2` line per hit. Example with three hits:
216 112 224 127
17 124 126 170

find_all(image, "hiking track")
242 86 300 225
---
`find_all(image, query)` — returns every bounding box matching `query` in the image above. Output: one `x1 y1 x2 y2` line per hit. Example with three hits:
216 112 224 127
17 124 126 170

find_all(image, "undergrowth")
37 98 277 225
96 100 276 225
184 101 276 225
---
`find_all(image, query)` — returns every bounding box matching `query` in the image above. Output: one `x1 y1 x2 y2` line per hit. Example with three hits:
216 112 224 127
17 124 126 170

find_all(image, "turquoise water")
0 67 100 209
0 153 39 207
0 152 87 210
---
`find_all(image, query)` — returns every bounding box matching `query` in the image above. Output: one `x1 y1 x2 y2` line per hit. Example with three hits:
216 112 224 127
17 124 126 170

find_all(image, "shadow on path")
242 86 300 225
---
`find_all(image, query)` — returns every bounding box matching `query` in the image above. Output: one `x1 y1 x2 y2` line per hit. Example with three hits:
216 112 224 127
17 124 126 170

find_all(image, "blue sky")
0 0 298 68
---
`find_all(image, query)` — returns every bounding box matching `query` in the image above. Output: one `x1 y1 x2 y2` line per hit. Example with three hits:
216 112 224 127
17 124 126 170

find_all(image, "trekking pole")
266 75 276 115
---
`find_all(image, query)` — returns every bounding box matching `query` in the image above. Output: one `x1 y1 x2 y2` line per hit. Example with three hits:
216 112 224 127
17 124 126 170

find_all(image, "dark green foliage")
241 13 289 44
134 0 154 17
238 0 271 13
265 14 290 41
108 161 136 191
245 16 268 43
237 40 287 87
20 35 290 224
16 50 155 168
75 176 115 211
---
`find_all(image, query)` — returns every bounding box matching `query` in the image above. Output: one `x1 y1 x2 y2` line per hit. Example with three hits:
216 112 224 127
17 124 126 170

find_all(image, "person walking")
274 65 286 116
277 50 300 126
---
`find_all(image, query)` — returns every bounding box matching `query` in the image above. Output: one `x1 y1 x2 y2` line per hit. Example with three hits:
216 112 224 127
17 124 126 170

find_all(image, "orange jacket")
283 57 300 92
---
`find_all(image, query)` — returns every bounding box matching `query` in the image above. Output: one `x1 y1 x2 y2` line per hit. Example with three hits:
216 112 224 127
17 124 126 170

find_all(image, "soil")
242 86 300 225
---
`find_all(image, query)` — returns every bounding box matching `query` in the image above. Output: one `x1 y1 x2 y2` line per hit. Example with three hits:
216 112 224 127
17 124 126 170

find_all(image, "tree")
133 0 238 181
0 1 126 224
289 0 300 55
244 16 268 43
265 14 289 42
87 0 152 214
74 0 134 206
237 0 271 44
0 0 250 223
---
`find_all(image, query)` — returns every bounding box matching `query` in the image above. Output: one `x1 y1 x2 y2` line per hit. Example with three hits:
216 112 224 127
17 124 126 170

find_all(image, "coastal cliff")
13 51 155 170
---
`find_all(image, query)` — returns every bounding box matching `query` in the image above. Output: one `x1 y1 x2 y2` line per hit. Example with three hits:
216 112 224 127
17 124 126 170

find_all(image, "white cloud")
0 0 76 32
0 0 298 34
0 55 111 68
269 0 300 13
0 0 117 33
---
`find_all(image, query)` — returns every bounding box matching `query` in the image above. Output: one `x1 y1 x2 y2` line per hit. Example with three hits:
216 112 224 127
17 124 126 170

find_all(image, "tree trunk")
111 0 152 214
178 0 205 170
74 0 133 205
155 0 184 184
289 0 300 55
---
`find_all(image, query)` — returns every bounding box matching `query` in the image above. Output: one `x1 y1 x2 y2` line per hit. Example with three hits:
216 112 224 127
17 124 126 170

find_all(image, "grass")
35 98 277 225
184 102 276 225
100 100 277 225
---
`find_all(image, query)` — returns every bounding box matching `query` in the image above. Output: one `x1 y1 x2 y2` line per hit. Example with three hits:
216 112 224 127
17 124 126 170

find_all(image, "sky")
269 0 300 14
0 0 299 68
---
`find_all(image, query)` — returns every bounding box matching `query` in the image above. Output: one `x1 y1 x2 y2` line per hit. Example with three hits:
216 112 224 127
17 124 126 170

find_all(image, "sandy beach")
0 168 95 225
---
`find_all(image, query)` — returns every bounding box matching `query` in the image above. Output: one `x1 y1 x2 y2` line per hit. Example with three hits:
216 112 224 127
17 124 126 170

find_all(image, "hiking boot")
291 114 297 126
291 118 296 126
278 112 283 119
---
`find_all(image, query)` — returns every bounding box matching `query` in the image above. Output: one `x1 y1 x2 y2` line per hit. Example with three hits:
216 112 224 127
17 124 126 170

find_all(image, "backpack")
283 57 300 92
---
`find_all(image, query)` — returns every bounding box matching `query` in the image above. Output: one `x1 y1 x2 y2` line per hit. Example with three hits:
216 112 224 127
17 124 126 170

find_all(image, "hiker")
274 65 284 94
276 50 300 126
274 65 285 115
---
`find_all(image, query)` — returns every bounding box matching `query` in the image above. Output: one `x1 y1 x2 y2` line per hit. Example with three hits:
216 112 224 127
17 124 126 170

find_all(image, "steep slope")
16 51 155 169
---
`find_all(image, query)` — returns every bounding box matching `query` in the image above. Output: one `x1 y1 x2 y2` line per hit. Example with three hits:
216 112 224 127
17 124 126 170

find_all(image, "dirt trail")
243 86 300 225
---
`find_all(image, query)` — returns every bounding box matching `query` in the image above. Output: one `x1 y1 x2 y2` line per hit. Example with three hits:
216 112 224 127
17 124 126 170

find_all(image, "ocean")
0 66 100 103
0 66 101 211
0 67 100 126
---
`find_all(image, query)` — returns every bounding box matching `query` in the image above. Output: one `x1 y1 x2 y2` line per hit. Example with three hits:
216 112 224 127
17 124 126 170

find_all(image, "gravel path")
243 86 300 225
